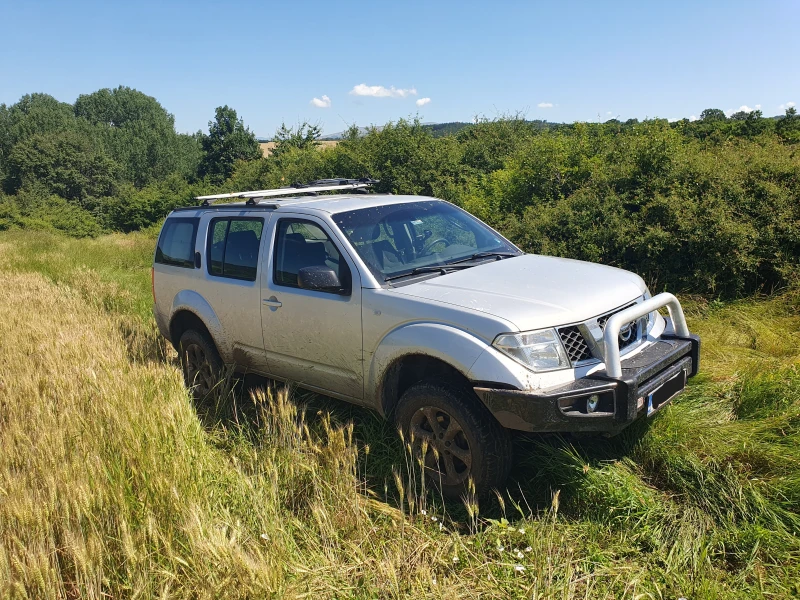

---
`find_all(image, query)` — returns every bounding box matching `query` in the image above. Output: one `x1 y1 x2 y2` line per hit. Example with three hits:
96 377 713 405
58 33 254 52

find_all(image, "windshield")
332 200 521 282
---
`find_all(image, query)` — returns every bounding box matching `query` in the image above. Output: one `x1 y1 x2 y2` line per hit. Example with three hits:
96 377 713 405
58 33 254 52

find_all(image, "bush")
0 191 101 237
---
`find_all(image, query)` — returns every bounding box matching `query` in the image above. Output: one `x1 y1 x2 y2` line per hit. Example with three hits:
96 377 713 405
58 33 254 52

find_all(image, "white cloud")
537 102 554 108
779 101 796 110
606 111 613 115
349 84 417 98
416 97 431 107
310 95 331 108
689 115 698 122
755 104 761 110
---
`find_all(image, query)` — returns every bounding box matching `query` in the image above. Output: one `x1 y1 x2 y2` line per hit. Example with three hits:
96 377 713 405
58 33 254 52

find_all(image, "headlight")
492 328 570 372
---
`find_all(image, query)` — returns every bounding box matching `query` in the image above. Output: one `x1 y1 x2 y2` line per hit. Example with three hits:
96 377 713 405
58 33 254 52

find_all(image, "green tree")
197 106 261 183
776 106 800 142
74 86 201 186
5 130 119 202
0 94 77 180
270 121 321 158
700 108 727 122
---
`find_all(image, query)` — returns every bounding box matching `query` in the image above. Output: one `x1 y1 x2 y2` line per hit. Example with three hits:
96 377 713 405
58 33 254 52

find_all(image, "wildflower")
431 577 437 585
260 533 269 540
438 521 444 531
518 528 526 534
421 509 427 515
452 556 460 563
516 551 524 559
525 546 532 552
432 516 438 522
496 545 505 552
514 564 526 572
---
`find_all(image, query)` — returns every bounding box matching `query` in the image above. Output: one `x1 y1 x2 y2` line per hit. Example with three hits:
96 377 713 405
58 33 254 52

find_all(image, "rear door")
193 212 272 372
260 213 364 400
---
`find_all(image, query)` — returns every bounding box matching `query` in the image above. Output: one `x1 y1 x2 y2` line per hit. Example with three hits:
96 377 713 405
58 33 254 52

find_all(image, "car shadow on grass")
189 372 653 526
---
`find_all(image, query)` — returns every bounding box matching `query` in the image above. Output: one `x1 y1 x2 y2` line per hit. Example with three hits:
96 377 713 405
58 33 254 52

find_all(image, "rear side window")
207 218 264 281
155 218 199 268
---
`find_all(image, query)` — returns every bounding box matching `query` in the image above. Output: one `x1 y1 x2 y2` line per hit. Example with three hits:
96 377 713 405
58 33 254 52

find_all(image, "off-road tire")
179 329 223 401
395 379 512 500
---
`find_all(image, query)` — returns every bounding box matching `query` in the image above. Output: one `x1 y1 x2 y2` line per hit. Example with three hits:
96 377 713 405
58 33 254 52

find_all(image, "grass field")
259 140 339 157
1 230 799 599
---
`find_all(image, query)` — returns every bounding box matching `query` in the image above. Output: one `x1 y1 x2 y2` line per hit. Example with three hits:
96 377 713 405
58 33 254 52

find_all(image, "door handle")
262 296 282 309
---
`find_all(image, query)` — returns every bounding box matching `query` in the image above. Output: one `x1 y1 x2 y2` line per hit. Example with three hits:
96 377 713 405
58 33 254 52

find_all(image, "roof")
172 194 440 216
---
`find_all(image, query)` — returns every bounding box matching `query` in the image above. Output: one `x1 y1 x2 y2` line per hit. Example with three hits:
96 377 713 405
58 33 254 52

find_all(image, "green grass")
1 230 799 598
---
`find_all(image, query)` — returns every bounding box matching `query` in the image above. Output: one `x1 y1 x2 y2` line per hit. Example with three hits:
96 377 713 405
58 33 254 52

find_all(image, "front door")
261 214 363 400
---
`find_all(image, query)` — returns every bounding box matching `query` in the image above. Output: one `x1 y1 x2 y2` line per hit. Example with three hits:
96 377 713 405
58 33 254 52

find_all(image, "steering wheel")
420 238 450 255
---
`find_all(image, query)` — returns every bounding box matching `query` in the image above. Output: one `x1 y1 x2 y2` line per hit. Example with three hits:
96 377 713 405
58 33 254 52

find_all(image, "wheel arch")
168 290 231 361
368 323 493 417
169 310 213 350
380 353 474 418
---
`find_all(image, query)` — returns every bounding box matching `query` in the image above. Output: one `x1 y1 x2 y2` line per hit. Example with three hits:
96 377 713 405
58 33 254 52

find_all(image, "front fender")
366 323 490 408
170 290 232 362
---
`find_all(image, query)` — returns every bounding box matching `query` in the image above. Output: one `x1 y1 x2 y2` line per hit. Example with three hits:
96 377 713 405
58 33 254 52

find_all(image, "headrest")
284 233 306 245
350 224 380 243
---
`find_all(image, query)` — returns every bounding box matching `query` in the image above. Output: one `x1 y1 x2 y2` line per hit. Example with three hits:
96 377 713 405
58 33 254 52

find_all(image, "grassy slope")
0 230 798 599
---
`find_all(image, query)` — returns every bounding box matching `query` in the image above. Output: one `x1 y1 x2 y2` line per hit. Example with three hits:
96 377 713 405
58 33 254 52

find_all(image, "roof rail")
194 178 379 206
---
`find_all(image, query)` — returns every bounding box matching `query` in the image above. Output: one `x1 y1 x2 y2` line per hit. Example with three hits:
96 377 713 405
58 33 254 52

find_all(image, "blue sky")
1 0 798 136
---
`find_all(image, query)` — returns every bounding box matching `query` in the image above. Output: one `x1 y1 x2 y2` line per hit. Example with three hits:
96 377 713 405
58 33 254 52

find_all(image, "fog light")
587 394 600 413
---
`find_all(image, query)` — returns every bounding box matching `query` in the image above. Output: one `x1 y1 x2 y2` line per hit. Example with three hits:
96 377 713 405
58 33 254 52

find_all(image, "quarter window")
206 218 264 281
273 219 350 292
155 218 199 268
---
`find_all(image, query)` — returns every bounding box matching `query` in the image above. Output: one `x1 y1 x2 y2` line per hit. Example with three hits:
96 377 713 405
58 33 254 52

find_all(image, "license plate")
647 369 687 416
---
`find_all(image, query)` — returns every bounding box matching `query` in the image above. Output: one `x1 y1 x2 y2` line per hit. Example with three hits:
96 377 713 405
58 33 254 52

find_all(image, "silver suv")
152 179 700 497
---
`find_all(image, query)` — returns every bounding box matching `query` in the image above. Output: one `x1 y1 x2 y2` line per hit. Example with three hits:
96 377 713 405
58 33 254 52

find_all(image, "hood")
392 254 646 331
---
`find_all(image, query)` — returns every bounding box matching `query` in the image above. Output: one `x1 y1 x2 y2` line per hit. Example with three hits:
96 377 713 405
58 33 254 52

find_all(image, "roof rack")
194 178 379 206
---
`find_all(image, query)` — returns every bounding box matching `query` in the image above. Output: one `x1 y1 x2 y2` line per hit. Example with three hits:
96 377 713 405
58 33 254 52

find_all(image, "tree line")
1 85 799 297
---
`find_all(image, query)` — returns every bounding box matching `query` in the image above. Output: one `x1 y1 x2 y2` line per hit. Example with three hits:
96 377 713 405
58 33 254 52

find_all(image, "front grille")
558 326 592 363
597 303 639 351
558 301 643 366
596 303 635 330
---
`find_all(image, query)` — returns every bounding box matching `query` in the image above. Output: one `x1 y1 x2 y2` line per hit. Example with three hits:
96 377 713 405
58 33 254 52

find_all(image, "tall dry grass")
1 230 799 598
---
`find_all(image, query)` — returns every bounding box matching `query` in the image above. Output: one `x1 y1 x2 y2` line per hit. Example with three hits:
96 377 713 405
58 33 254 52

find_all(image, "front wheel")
395 379 512 499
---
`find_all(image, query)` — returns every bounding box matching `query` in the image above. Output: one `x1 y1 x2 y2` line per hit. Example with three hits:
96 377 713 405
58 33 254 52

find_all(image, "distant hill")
317 119 565 140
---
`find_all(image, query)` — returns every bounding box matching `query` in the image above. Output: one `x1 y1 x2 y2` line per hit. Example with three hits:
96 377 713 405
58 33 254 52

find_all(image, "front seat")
351 224 403 272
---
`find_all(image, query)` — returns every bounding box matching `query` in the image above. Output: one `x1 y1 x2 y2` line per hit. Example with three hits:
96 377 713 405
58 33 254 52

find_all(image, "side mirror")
297 266 348 295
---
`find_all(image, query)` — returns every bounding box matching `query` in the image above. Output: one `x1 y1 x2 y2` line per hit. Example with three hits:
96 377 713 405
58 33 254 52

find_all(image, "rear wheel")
395 379 512 499
179 329 223 401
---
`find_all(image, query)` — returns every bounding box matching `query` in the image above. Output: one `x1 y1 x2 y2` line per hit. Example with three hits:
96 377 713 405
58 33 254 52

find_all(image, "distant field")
259 140 339 157
2 230 800 599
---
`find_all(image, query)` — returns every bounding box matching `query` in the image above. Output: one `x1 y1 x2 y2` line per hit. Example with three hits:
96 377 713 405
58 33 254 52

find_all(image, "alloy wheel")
409 406 473 486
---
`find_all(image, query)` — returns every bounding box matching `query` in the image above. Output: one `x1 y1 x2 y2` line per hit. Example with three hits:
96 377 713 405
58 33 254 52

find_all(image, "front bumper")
474 329 700 434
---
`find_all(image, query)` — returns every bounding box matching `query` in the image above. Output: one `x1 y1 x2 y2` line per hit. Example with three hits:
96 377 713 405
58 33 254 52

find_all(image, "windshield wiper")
449 251 521 264
384 264 474 282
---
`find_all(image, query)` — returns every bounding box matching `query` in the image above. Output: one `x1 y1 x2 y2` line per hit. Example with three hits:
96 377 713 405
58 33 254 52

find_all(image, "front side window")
273 219 350 292
156 217 199 268
206 218 264 281
332 201 520 281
